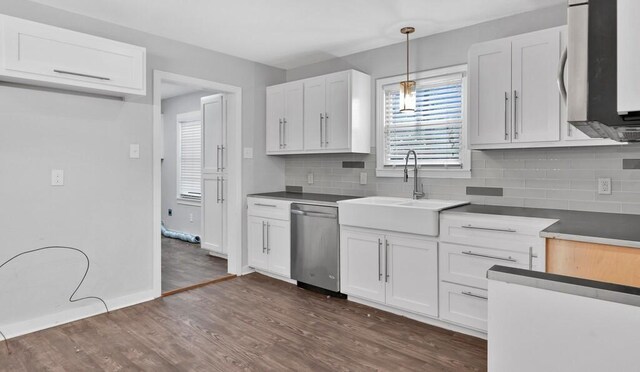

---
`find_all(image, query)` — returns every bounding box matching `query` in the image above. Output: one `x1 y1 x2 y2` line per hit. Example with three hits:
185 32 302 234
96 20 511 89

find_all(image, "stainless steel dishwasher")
291 203 341 294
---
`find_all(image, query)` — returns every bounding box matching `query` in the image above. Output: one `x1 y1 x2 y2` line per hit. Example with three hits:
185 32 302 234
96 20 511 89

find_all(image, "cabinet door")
247 216 269 271
340 228 386 303
439 282 487 331
202 94 226 172
385 235 438 317
511 30 561 143
303 76 326 151
266 86 285 153
469 39 512 145
201 176 225 254
283 82 304 151
265 219 291 278
324 72 350 150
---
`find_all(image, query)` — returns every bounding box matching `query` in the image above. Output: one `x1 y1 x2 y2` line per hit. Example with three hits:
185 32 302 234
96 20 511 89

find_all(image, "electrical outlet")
598 178 612 195
360 172 367 185
51 169 64 186
307 173 314 184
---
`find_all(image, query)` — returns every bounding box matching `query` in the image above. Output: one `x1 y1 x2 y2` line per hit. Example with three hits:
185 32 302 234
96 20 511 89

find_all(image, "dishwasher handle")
291 209 337 219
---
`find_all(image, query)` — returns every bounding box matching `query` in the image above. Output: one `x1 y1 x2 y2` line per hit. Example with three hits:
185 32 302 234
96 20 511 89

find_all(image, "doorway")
153 71 243 297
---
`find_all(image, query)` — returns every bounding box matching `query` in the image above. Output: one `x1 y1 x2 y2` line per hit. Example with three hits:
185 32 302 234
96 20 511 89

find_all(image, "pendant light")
399 26 416 113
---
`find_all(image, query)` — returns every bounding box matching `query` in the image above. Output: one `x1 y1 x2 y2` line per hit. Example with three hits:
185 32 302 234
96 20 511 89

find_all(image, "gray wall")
0 0 285 337
161 91 216 236
283 4 640 215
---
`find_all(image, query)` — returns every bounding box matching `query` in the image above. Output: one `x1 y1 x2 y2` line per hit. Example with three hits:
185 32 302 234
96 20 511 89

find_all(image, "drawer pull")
254 203 277 208
53 69 111 81
461 291 488 300
461 224 516 233
461 250 517 263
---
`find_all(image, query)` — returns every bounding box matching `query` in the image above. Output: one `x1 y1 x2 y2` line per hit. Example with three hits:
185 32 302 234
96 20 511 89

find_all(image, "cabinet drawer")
439 282 488 332
440 212 554 255
440 242 542 290
247 197 291 220
0 15 146 95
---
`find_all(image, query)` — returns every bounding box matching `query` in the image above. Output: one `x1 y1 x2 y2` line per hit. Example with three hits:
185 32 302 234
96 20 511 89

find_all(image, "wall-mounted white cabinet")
340 226 439 318
0 14 146 97
469 26 619 149
247 197 291 278
266 70 371 155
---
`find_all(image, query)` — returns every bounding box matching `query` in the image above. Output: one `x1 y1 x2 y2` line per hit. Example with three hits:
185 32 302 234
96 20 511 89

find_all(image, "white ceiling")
29 0 564 69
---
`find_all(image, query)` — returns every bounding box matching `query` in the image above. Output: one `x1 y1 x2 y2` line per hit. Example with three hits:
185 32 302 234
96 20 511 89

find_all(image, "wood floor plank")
0 273 487 371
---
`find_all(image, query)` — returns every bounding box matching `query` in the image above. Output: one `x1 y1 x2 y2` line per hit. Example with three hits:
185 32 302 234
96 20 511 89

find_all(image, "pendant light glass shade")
400 26 416 113
399 80 416 112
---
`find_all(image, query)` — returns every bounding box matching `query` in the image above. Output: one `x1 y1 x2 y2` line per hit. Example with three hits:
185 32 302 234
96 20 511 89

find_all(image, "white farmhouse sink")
337 197 469 236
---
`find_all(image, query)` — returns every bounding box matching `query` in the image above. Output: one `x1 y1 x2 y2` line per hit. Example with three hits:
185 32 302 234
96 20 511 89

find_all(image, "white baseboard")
348 296 487 340
253 269 297 285
0 289 156 340
240 265 255 276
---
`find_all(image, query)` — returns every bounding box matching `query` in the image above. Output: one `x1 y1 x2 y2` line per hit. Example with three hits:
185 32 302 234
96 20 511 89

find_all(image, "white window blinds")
178 117 202 199
383 73 464 167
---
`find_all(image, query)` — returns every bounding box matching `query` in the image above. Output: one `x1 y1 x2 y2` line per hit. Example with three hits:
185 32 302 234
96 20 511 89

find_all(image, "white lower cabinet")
247 198 291 278
340 227 438 318
439 282 488 331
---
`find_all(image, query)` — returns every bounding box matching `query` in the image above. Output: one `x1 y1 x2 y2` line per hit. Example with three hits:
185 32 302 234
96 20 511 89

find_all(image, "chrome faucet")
404 150 425 199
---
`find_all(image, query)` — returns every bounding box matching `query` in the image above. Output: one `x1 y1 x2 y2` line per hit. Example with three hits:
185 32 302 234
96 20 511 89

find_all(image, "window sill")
376 168 471 179
177 198 201 207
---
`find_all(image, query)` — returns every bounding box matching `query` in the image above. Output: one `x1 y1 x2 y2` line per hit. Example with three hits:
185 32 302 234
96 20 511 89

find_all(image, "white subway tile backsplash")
283 146 640 215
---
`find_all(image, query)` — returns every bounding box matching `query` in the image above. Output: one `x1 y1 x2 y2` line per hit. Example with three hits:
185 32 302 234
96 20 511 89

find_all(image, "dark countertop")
247 191 361 206
444 204 640 248
488 265 640 307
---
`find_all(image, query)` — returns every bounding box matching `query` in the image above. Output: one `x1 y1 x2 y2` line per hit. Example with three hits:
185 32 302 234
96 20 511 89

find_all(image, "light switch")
360 172 368 185
243 147 253 159
51 169 64 186
307 173 314 184
129 144 140 159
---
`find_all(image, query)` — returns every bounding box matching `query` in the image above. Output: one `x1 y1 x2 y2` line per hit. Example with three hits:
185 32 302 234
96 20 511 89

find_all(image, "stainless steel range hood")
565 0 640 142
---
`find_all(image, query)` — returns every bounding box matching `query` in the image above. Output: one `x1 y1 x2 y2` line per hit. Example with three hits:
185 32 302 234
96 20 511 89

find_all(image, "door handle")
219 145 225 172
461 250 517 263
513 90 519 139
278 119 283 149
319 113 324 147
262 221 266 253
504 92 509 140
528 246 538 270
461 224 516 233
290 210 336 219
53 69 111 81
216 176 220 203
216 145 221 172
461 291 488 300
324 112 329 146
558 47 568 104
377 238 382 281
282 118 287 148
266 222 270 254
385 239 390 283
254 203 277 208
220 177 224 203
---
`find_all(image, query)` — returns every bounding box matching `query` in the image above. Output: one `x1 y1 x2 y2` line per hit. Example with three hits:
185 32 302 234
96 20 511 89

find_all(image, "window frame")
176 110 202 206
376 64 471 178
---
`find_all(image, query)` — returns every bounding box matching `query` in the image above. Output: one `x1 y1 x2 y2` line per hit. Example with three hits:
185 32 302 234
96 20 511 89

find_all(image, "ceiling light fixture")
399 26 416 113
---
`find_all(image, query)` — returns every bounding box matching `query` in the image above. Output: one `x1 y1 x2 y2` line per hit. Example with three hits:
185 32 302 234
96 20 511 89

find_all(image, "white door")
469 39 512 145
340 228 386 304
324 72 350 150
201 94 226 172
201 176 224 254
303 76 326 151
247 216 269 271
511 29 561 143
266 86 284 153
283 82 304 151
265 219 291 278
385 235 439 317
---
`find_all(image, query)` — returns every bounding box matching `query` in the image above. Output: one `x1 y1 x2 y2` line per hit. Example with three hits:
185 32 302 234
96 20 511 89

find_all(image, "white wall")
161 91 215 236
0 0 285 338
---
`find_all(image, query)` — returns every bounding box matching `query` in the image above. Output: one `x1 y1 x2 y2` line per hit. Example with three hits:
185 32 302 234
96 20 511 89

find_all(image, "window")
376 65 470 178
177 111 202 201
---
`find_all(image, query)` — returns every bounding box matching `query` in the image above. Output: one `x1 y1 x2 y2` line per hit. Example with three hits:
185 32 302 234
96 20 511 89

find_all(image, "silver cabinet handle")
216 176 221 203
378 238 382 281
462 250 517 263
282 118 287 148
324 112 329 146
53 69 110 81
528 246 538 270
558 47 568 104
290 210 336 219
216 145 221 172
262 221 266 253
266 222 270 254
220 177 224 203
254 203 277 208
385 239 390 283
461 224 516 233
278 119 283 149
462 291 488 300
513 90 519 139
219 145 225 172
319 113 324 147
504 92 509 140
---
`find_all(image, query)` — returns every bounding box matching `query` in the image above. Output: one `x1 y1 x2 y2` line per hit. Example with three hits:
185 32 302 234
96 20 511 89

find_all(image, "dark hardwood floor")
161 236 229 293
0 273 487 371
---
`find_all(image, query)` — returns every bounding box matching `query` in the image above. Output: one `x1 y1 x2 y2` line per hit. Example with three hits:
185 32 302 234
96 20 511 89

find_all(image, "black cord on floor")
0 246 110 355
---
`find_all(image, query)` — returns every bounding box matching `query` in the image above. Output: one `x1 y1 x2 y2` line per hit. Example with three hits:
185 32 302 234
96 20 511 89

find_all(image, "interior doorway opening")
153 71 243 297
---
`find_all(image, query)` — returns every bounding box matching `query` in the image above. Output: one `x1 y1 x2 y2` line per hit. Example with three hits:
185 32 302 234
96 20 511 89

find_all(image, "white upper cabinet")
469 26 620 149
267 69 371 155
0 14 146 97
